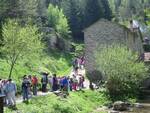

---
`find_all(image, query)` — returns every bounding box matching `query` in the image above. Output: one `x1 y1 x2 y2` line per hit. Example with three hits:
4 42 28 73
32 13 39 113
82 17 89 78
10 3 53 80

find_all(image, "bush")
95 45 148 99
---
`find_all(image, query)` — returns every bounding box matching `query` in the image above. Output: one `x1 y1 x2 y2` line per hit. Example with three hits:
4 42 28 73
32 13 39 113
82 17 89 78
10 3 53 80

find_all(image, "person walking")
22 75 30 102
48 76 53 91
5 79 17 107
41 73 48 92
52 74 58 91
0 79 2 94
72 75 78 91
62 76 69 94
28 75 32 98
1 80 7 105
31 75 38 96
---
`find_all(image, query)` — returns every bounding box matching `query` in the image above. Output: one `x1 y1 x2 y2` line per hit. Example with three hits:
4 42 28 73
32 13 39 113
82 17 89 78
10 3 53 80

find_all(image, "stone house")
84 19 144 81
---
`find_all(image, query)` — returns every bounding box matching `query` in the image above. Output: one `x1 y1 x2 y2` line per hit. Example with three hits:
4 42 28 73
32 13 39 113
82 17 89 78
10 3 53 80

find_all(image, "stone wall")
84 19 143 79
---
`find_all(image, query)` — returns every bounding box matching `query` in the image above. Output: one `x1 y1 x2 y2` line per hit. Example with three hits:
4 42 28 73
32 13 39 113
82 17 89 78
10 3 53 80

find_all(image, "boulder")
113 101 128 111
108 110 119 113
134 103 144 108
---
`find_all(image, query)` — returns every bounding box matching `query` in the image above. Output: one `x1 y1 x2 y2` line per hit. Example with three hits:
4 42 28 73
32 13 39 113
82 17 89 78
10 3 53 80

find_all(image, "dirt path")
16 91 52 103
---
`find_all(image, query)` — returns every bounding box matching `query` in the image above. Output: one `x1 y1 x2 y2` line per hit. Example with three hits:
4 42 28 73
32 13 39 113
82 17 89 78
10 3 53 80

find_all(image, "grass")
4 90 111 113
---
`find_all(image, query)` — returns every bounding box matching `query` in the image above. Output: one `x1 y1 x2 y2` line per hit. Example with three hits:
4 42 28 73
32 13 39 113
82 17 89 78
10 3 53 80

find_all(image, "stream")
93 100 150 113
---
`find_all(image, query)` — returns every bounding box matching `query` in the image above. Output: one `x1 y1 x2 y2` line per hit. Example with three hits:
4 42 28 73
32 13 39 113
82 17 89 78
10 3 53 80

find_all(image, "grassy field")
4 90 110 113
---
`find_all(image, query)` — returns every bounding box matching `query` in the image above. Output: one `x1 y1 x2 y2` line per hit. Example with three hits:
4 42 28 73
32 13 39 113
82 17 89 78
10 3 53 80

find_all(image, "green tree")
101 0 112 20
47 4 70 39
61 0 83 39
0 0 38 46
84 0 103 27
1 20 43 78
95 45 147 98
0 0 38 19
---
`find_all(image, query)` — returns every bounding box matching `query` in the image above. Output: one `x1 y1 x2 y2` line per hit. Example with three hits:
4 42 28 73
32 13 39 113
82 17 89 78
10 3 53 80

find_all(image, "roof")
83 19 132 33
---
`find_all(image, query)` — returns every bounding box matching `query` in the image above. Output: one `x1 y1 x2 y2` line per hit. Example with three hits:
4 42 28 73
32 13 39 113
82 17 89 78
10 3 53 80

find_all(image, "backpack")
32 77 38 85
41 76 48 84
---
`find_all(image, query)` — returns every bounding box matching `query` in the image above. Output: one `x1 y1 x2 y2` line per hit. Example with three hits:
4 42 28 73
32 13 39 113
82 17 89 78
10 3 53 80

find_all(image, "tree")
47 4 70 39
84 0 103 27
1 20 43 78
61 0 84 39
0 0 39 46
101 0 112 20
95 45 147 98
0 0 38 19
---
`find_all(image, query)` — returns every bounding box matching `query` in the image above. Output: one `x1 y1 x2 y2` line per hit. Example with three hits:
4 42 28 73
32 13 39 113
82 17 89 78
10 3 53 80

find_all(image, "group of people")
0 56 86 107
0 79 17 107
21 73 85 102
72 56 85 75
43 73 85 92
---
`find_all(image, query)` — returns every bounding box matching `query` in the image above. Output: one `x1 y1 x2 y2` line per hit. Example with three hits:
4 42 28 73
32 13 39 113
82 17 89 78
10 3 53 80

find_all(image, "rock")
108 110 119 113
134 103 144 108
113 101 128 111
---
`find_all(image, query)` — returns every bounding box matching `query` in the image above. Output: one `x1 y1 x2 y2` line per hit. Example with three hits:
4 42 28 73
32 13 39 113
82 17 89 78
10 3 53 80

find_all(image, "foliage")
95 45 148 98
84 0 103 27
108 0 150 22
1 19 43 78
61 0 84 39
47 4 70 39
0 0 113 41
70 42 84 56
4 90 110 113
0 0 38 19
101 0 112 21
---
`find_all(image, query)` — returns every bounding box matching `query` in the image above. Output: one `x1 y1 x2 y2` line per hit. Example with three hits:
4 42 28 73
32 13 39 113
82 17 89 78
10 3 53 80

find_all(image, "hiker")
69 78 73 91
22 75 30 102
78 75 84 90
0 79 2 94
52 74 58 91
31 75 38 96
1 80 7 104
72 75 78 91
48 76 53 92
5 79 17 107
59 77 63 91
80 56 85 69
72 57 79 75
41 73 48 92
28 75 32 98
62 76 69 94
129 20 139 31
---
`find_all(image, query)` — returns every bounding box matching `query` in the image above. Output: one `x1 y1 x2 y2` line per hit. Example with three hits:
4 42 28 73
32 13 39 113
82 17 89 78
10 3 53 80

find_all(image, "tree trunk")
8 62 15 79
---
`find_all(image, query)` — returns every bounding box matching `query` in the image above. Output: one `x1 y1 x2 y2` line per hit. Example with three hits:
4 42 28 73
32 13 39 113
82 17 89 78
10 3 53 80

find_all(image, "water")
125 100 150 113
125 105 150 113
93 100 150 113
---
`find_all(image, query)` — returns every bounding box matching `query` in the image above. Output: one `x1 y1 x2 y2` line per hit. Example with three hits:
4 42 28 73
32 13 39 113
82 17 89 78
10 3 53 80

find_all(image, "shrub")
95 44 148 99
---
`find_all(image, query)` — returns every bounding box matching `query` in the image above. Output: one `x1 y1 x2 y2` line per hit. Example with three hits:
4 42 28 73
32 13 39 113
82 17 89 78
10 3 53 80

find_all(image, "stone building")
84 19 144 81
